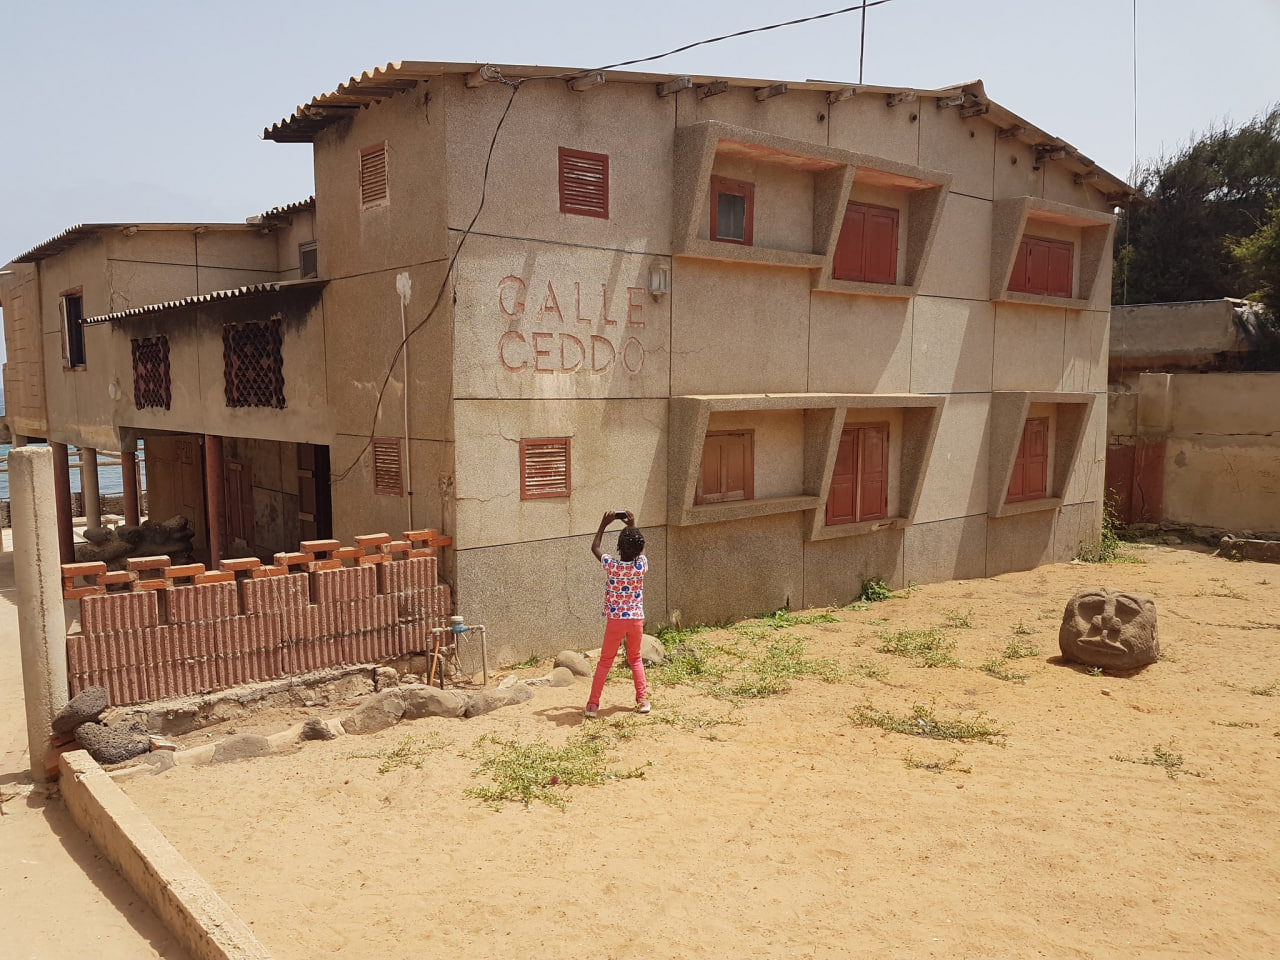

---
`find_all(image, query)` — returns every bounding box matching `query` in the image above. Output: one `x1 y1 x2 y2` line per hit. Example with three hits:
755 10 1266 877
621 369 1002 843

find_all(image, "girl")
585 510 650 718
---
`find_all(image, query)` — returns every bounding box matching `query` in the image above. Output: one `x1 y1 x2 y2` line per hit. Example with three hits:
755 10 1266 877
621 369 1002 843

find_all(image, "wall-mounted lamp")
568 72 605 93
647 264 670 298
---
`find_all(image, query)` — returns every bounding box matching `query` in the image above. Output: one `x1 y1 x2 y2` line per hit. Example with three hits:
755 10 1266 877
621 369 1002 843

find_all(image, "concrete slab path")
0 544 191 960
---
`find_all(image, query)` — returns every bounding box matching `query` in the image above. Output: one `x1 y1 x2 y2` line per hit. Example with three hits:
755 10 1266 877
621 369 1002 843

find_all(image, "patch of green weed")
466 731 645 809
850 702 1005 743
1011 621 1033 636
979 657 1029 683
1110 742 1204 780
943 609 974 629
903 750 972 774
348 733 447 775
875 626 960 668
858 578 894 603
1002 638 1042 659
757 609 840 629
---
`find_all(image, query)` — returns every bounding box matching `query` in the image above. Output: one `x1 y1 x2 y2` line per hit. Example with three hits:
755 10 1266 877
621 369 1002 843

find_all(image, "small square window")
710 176 754 245
833 202 899 284
60 291 86 369
299 241 318 279
695 430 754 504
360 143 389 208
1010 236 1073 298
558 148 609 218
520 438 571 500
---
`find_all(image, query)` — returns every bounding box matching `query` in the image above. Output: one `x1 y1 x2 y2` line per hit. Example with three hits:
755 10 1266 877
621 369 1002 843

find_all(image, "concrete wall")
1110 372 1280 532
1110 299 1248 373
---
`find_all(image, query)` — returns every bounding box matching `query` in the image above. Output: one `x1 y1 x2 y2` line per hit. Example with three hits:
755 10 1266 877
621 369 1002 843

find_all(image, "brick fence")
61 531 453 706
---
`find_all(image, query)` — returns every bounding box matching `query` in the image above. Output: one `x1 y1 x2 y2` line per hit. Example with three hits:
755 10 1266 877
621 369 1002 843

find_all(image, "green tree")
1113 107 1280 306
1231 203 1280 314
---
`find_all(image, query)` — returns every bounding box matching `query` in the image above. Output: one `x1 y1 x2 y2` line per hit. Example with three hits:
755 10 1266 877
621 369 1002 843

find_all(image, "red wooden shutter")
863 210 898 285
372 438 404 496
558 148 609 218
1011 239 1031 293
695 432 754 504
360 143 388 206
520 438 571 499
1006 417 1049 503
832 205 867 281
825 430 857 524
856 424 889 521
1026 240 1051 294
1047 243 1073 298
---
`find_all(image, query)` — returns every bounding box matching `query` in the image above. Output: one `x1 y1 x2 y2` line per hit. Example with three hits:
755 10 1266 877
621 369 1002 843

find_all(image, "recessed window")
299 241 318 279
372 438 403 496
833 202 899 284
360 142 389 208
710 176 754 245
1009 236 1073 298
223 319 285 409
131 336 171 410
520 438 571 500
1006 417 1049 503
60 291 86 369
825 423 889 524
695 430 754 504
558 148 609 218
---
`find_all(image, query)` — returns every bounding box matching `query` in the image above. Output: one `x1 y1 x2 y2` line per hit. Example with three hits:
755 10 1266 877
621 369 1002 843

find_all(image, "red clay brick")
333 546 363 562
194 570 236 585
382 540 412 556
355 533 392 548
219 557 262 573
67 635 87 675
357 553 387 566
249 564 287 579
275 551 310 568
65 585 107 600
164 563 207 581
301 538 341 555
82 591 161 635
62 561 108 580
407 547 436 560
304 558 343 573
242 614 283 650
133 578 167 592
97 570 137 589
403 529 438 544
429 536 453 548
311 565 376 605
127 555 172 573
167 581 239 624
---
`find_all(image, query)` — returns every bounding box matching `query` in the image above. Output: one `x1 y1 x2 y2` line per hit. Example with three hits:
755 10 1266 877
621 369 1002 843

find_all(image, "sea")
0 391 144 500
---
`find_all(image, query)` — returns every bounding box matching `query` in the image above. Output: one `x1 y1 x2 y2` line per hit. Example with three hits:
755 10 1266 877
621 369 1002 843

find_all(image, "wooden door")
223 460 254 551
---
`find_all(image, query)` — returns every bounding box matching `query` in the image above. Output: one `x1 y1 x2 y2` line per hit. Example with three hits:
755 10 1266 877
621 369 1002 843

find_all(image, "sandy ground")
0 543 191 960
118 544 1279 959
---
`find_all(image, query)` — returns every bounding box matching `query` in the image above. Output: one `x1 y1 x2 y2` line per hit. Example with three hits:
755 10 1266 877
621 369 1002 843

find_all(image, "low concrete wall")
58 749 273 960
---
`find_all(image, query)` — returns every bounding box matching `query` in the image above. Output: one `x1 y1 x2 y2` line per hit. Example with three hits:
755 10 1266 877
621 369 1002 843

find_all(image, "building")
1 62 1131 662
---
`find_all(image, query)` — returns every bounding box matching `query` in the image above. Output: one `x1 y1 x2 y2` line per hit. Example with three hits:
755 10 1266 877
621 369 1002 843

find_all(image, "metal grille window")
520 438 571 500
360 143 389 207
223 319 285 409
558 148 609 218
131 336 171 410
372 438 404 496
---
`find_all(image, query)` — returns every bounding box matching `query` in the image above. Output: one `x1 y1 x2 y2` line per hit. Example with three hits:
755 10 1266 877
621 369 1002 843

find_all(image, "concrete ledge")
58 750 273 960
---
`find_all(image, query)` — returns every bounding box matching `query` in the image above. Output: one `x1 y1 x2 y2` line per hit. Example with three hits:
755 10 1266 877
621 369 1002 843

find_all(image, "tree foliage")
1113 106 1280 308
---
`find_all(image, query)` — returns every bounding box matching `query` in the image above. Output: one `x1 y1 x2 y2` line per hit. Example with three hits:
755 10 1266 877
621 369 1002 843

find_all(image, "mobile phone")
615 510 629 521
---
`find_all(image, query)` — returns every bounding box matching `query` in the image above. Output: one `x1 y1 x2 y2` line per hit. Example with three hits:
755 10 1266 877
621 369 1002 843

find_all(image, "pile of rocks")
52 686 156 766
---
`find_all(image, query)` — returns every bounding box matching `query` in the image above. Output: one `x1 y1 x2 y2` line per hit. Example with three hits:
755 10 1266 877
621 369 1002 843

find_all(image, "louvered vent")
360 143 389 207
558 148 609 218
372 438 404 496
520 438 571 500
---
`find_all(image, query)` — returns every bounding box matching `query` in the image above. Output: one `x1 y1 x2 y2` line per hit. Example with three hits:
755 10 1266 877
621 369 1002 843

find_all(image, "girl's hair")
617 525 645 561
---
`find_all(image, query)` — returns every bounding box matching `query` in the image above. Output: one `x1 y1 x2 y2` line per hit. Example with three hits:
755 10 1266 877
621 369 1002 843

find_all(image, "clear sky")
2 0 1278 352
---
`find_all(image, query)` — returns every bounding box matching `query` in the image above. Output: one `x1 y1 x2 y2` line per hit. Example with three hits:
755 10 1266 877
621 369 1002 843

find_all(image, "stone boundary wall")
59 749 274 960
60 530 453 706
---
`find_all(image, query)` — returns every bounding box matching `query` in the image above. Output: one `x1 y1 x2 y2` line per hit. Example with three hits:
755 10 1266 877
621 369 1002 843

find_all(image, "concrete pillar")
80 446 101 528
10 447 70 782
50 441 75 564
203 434 225 566
121 442 141 526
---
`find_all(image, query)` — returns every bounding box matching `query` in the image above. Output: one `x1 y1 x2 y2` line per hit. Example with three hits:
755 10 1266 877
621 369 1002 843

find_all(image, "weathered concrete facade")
3 63 1129 659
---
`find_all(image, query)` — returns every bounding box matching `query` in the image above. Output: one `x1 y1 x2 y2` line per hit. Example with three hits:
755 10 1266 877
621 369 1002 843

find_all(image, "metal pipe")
203 434 224 566
121 442 141 526
50 442 75 563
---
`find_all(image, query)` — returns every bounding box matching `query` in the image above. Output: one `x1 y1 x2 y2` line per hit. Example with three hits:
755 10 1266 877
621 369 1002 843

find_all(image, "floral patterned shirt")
601 553 646 620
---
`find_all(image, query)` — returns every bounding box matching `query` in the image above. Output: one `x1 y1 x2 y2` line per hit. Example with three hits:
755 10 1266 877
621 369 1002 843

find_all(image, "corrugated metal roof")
12 224 122 263
83 279 326 324
262 61 1134 199
250 196 316 223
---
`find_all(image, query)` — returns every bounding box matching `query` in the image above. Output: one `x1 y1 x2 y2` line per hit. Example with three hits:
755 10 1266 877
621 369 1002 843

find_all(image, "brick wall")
61 529 453 706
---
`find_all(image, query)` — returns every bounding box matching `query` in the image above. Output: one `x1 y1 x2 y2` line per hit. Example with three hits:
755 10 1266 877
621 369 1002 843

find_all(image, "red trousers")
587 618 648 708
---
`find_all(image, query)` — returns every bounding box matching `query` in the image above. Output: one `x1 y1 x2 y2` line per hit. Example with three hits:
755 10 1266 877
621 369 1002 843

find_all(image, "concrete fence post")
81 446 101 528
11 446 70 782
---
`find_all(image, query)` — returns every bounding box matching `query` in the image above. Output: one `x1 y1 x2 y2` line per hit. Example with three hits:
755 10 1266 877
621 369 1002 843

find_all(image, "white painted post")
81 446 101 528
10 446 69 781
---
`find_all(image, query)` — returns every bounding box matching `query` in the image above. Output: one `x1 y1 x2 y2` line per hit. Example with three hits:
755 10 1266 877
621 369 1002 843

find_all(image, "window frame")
222 317 286 409
558 147 610 219
519 437 572 501
710 175 755 246
298 241 318 279
359 142 389 209
694 429 755 505
60 288 86 370
1005 417 1050 504
832 201 900 285
825 422 891 526
1008 235 1073 298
